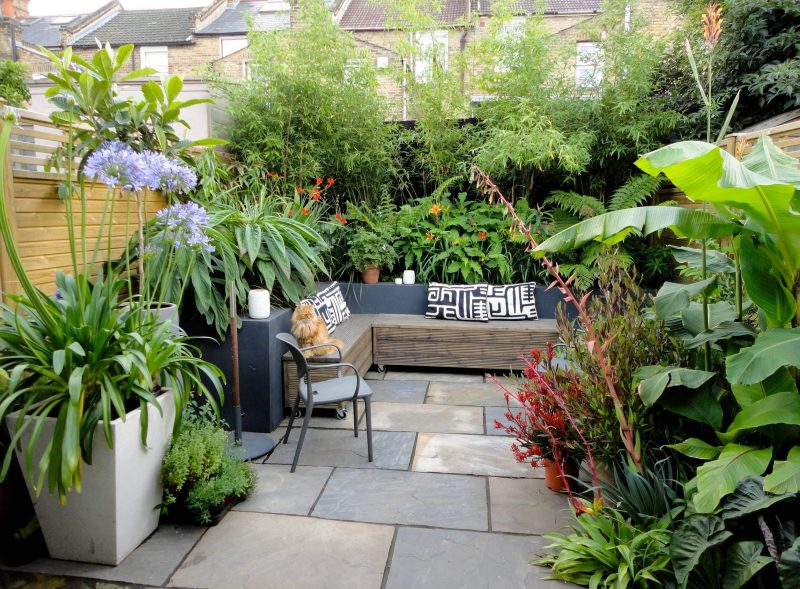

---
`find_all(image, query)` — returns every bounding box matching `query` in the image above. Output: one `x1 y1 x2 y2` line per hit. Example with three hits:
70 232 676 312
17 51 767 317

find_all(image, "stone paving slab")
490 478 573 535
426 381 518 407
233 464 332 516
169 512 393 589
486 406 515 436
7 525 204 586
413 433 541 478
365 370 385 380
366 379 428 403
384 370 484 383
384 527 572 589
268 428 416 470
363 402 484 434
313 468 488 530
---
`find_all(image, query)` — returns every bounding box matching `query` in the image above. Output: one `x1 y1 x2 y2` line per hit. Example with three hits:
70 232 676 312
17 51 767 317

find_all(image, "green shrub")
347 229 397 272
0 60 29 107
161 407 256 524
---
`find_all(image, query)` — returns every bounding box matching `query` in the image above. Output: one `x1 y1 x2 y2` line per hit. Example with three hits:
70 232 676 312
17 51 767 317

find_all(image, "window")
140 46 168 74
412 30 448 82
575 41 602 87
221 37 249 58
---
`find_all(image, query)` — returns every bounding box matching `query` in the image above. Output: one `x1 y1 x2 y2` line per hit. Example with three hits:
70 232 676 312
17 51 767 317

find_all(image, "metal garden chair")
276 333 374 472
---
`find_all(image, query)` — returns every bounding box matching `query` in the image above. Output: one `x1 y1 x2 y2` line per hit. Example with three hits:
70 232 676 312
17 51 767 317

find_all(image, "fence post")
0 118 21 299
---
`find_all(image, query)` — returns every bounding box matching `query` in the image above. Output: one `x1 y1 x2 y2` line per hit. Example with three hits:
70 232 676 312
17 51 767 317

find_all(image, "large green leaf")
636 365 717 406
533 206 737 255
670 245 735 274
723 541 771 589
693 444 772 513
737 234 796 327
686 322 757 349
660 386 724 430
765 447 800 494
778 537 800 587
725 391 800 439
731 369 798 409
726 329 800 385
721 476 794 520
636 138 800 268
668 438 723 460
671 514 733 586
654 278 718 319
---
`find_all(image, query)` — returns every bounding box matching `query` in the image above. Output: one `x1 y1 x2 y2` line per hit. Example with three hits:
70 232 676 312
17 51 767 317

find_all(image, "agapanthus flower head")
84 141 148 191
141 151 197 194
154 202 214 253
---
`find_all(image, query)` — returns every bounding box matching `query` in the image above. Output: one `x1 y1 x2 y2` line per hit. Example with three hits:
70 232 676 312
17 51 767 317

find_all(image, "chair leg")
290 404 313 473
353 398 359 438
283 392 302 444
365 397 373 463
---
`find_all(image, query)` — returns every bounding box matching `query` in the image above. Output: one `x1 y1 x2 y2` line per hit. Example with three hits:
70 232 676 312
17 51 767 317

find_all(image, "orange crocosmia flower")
301 207 310 215
315 177 323 186
477 231 487 240
288 209 293 217
311 189 321 201
326 177 335 187
296 186 303 194
429 203 442 217
340 216 347 225
425 232 434 240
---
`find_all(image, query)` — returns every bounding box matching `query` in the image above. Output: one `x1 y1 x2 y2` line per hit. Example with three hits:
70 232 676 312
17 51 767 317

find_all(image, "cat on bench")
291 304 344 358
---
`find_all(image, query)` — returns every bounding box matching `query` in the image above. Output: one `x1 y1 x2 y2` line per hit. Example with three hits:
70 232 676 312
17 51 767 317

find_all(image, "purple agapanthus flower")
85 142 198 195
84 141 148 191
154 202 214 253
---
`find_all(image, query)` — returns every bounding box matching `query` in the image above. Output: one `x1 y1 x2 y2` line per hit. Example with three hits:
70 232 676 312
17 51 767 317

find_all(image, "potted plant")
0 92 224 563
347 229 398 284
161 403 256 525
495 345 588 492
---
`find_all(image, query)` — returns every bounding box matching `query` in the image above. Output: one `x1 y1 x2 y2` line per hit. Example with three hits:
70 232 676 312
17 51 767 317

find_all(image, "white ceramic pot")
6 389 176 565
394 277 403 284
248 289 271 319
402 270 416 285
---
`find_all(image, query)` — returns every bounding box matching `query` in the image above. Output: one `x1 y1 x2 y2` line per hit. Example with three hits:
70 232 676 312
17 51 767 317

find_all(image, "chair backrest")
276 332 310 386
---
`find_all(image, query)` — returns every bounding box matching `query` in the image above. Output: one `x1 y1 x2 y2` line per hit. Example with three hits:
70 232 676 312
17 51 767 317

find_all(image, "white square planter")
6 389 176 565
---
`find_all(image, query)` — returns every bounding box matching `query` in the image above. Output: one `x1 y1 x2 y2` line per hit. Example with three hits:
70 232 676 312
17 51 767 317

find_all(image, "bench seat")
281 313 559 409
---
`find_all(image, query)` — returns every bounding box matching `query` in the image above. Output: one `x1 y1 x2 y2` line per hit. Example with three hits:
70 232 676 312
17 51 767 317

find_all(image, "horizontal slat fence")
2 107 166 298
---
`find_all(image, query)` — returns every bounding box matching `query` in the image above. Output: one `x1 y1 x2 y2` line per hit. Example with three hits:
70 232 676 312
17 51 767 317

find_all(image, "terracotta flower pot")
361 267 380 284
543 458 578 493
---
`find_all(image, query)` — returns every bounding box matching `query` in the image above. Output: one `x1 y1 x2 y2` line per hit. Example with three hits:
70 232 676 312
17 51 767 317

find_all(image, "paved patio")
1 369 574 589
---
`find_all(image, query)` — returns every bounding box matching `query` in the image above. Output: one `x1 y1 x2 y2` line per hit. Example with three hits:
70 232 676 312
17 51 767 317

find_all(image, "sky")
29 0 209 16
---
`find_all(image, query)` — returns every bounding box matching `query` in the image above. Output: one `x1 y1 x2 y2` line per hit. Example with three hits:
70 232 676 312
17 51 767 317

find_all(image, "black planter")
183 309 291 434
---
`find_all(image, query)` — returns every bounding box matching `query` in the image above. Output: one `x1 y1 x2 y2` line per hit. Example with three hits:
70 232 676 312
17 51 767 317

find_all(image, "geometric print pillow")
486 283 538 320
425 282 489 322
299 282 351 334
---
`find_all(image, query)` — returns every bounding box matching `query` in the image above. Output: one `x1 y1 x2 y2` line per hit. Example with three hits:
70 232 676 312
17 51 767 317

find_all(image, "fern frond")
430 176 463 201
608 174 663 211
549 208 581 233
558 262 596 291
545 190 606 219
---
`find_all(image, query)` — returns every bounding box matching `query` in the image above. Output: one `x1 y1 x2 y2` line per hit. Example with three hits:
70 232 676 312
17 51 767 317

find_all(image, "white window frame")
575 41 603 88
412 30 448 82
140 45 169 74
220 36 249 59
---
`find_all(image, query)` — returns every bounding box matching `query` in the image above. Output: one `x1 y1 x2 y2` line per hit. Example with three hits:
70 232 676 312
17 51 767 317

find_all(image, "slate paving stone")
267 427 416 470
7 525 205 587
489 478 573 534
365 370 385 380
413 433 541 478
366 379 428 403
313 468 488 530
384 370 484 383
278 402 361 430
385 527 573 589
426 381 518 407
169 512 393 589
0 571 157 589
485 406 515 436
233 464 332 516
363 402 484 434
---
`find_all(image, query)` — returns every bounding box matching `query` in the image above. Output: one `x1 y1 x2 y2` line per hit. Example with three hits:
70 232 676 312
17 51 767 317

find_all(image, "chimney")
2 0 13 18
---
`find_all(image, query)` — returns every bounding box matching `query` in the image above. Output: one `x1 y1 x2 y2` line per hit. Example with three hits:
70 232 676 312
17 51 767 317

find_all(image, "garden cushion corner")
425 282 489 322
486 282 538 320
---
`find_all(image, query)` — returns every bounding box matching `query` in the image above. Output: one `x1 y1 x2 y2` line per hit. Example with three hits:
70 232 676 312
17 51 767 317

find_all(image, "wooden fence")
2 108 166 297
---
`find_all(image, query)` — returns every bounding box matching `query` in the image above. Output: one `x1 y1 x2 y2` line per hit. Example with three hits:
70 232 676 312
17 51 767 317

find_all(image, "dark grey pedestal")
184 309 291 434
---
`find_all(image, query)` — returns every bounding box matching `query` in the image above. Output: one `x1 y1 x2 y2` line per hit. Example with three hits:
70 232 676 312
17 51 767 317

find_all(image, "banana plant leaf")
765 447 800 494
693 444 772 513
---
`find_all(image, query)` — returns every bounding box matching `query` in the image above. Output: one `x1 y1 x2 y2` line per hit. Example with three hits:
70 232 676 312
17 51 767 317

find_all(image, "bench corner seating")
281 312 558 410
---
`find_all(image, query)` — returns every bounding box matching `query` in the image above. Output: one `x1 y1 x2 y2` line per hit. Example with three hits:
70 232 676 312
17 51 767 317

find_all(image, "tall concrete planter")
5 389 176 565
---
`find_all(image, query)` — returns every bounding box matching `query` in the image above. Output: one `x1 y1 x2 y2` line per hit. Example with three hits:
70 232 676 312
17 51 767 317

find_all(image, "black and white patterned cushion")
425 283 489 322
317 282 351 325
487 283 538 320
300 282 351 334
299 294 336 334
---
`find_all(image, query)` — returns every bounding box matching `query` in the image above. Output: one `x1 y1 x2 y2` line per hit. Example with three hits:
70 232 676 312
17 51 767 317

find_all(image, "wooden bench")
282 313 559 410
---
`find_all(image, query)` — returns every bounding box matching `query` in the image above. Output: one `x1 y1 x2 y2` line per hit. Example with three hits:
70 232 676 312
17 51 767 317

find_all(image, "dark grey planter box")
183 309 291 434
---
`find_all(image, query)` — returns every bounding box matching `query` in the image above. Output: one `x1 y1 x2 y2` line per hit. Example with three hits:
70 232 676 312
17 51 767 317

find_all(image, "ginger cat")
291 304 344 358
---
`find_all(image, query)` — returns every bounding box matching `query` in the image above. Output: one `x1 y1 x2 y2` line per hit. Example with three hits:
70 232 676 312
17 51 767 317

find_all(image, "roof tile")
339 0 469 30
70 8 198 47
